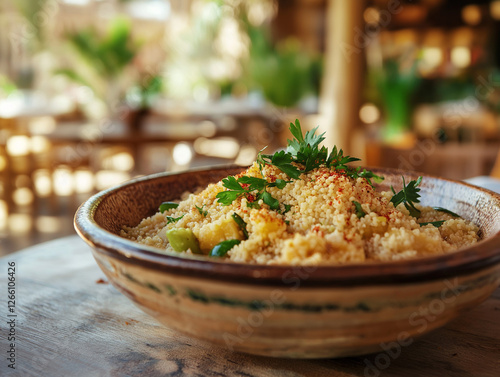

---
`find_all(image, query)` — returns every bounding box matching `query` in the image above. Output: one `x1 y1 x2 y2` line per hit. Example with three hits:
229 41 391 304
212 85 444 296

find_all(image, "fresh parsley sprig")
390 177 460 224
286 120 383 185
257 150 301 179
390 176 423 218
217 119 383 209
216 175 289 210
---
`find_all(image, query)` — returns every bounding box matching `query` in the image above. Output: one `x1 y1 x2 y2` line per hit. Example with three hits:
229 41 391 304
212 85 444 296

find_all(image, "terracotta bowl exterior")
74 166 500 358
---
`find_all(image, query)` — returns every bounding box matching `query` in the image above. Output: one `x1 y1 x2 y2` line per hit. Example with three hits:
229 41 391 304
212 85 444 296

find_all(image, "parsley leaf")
159 202 179 213
327 146 361 170
287 119 325 156
354 168 385 187
222 176 244 191
166 215 184 224
262 191 280 210
390 176 422 218
269 178 290 189
269 150 301 179
353 201 366 218
216 175 283 210
195 205 208 217
216 190 241 206
238 176 268 191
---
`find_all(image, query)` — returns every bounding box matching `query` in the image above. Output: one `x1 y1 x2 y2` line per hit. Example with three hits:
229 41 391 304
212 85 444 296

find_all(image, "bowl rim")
74 165 500 287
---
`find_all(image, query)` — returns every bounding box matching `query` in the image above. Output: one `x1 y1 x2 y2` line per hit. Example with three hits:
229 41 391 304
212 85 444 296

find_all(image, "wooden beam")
318 0 365 152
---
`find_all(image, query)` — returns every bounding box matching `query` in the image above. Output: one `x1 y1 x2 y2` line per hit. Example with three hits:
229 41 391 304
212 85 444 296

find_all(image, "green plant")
374 58 420 142
55 17 139 107
246 26 322 107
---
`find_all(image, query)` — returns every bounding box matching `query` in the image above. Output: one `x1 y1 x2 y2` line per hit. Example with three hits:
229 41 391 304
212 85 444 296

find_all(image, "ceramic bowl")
74 166 500 358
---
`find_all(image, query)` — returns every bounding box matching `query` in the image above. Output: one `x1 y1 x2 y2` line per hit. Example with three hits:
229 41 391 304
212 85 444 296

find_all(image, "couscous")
121 120 479 265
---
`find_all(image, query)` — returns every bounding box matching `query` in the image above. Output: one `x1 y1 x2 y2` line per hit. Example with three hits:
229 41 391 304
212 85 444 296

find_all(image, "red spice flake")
125 321 130 325
312 226 325 237
96 278 108 284
246 194 256 202
241 183 250 190
328 201 333 206
268 174 277 183
343 234 352 242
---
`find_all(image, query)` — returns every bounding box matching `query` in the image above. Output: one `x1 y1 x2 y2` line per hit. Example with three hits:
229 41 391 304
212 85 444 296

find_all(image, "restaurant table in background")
0 236 499 377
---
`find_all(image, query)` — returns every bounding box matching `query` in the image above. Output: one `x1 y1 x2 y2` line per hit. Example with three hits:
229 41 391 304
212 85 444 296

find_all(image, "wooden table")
1 236 499 377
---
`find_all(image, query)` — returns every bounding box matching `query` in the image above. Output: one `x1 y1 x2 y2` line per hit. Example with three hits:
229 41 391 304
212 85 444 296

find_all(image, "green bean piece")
353 200 366 218
231 213 249 239
166 228 201 254
159 202 179 213
209 239 241 257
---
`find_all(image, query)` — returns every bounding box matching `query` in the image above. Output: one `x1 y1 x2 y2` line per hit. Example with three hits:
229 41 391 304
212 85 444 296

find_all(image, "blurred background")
1 0 500 254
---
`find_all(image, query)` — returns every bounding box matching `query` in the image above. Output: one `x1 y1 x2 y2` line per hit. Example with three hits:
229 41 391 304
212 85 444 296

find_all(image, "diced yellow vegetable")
198 218 243 252
252 211 286 239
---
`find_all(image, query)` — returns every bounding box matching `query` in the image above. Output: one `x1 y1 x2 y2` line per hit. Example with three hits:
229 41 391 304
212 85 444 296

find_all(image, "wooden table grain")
1 236 499 377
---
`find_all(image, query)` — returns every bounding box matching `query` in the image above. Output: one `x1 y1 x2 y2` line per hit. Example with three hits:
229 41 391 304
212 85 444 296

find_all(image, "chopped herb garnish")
195 205 208 217
355 167 385 187
390 176 423 218
326 145 361 173
389 177 458 220
209 239 241 257
159 202 179 213
433 207 460 218
283 204 292 214
353 201 366 218
257 150 301 179
216 119 383 210
231 213 249 239
216 175 282 210
166 215 185 224
262 191 280 210
273 179 289 189
419 220 446 228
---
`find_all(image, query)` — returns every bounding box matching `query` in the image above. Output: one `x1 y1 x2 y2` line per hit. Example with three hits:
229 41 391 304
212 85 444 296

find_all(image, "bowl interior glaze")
75 166 500 287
